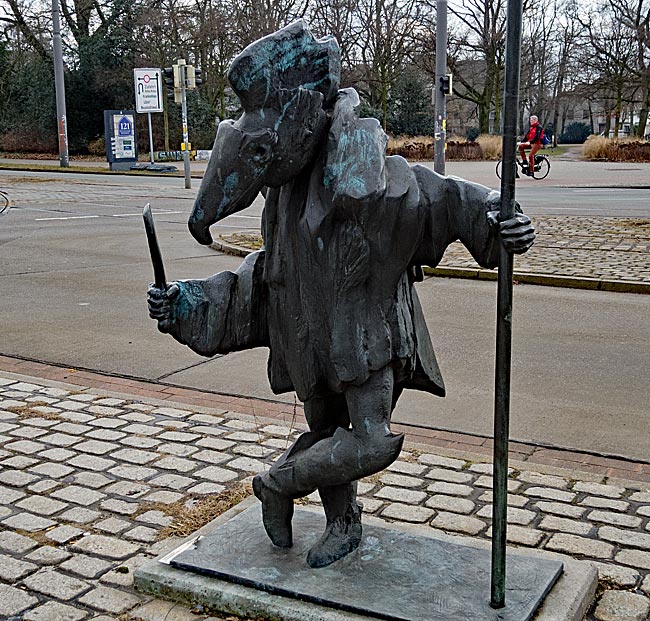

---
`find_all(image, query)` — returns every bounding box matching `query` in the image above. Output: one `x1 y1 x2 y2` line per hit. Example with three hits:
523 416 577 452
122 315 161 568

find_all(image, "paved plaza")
0 362 649 621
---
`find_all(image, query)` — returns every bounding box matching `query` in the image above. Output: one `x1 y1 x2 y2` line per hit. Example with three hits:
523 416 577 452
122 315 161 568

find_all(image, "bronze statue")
147 20 534 569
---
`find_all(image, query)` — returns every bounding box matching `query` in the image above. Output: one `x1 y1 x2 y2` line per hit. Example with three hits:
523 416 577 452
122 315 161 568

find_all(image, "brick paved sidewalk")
1 370 650 621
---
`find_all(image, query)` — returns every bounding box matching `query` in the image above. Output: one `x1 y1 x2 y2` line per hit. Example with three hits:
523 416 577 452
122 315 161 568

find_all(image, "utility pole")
434 0 448 175
178 59 191 189
51 0 69 167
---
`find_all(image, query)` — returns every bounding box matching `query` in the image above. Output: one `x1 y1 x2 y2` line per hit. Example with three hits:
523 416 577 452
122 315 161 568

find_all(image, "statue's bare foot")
307 502 362 568
253 473 293 548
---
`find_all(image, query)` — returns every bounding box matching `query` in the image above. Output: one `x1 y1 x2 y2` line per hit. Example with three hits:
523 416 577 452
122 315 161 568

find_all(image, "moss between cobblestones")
158 481 253 539
6 404 61 420
13 528 59 548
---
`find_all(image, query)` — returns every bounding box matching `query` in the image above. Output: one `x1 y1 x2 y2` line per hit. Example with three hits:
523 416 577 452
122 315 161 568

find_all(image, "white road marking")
36 215 99 221
111 211 185 217
36 210 186 221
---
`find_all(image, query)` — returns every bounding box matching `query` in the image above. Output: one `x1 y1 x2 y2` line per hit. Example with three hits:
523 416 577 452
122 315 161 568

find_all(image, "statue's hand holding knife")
143 204 179 333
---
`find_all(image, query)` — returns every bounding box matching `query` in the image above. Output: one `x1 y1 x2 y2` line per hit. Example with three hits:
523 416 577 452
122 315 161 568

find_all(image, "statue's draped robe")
168 93 502 403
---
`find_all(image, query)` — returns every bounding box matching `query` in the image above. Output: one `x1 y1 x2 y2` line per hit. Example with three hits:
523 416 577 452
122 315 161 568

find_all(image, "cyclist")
518 115 544 176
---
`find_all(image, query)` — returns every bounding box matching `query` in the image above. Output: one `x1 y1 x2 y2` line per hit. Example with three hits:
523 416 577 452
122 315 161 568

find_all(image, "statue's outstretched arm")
410 166 534 269
147 251 268 357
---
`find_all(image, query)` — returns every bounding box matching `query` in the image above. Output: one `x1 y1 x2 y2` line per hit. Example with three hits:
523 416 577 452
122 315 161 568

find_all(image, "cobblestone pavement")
1 373 650 621
440 216 650 283
220 215 650 287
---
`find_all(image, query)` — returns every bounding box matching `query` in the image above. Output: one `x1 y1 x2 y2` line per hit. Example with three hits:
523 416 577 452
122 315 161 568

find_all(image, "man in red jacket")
518 115 543 176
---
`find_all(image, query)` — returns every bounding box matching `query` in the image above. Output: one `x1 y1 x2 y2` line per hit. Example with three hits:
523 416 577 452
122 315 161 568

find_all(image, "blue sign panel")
118 116 133 137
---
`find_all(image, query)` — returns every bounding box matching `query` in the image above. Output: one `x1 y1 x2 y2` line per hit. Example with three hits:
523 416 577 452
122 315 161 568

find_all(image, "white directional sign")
134 68 163 113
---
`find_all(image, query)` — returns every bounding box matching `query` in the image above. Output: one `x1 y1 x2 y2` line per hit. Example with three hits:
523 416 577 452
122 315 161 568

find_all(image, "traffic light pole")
179 63 191 189
434 0 447 175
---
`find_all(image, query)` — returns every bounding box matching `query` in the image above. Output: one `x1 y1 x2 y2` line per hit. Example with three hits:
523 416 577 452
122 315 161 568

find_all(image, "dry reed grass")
386 133 507 161
446 141 483 160
583 135 650 161
387 135 490 161
476 134 503 160
159 481 252 539
387 135 434 160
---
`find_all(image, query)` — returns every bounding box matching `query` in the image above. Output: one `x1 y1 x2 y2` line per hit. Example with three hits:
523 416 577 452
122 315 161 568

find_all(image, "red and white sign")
134 68 163 113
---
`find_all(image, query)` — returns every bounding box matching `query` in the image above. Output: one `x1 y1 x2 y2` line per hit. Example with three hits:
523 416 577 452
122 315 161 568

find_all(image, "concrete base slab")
135 498 597 621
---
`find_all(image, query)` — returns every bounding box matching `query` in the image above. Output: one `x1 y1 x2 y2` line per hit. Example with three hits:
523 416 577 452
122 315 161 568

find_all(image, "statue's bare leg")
253 367 404 566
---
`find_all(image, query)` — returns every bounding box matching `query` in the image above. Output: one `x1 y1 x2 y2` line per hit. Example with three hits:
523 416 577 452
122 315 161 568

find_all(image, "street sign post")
134 68 163 167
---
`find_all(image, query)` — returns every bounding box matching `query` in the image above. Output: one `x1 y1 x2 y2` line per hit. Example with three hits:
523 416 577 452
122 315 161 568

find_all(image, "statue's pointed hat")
228 20 341 112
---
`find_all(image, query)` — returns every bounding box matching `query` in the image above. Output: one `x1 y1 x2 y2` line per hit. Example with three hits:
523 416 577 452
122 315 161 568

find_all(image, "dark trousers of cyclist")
519 142 542 173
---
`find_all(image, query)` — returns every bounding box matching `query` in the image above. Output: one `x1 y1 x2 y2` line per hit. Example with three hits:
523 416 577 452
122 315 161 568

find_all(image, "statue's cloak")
169 89 501 402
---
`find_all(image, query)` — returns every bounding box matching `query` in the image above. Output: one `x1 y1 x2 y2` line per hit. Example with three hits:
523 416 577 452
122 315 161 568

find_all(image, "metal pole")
490 0 523 610
179 61 191 189
147 112 155 167
51 0 69 167
434 0 447 175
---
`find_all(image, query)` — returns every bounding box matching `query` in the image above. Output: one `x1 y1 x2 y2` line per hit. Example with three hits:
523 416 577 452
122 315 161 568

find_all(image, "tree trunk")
614 93 622 140
604 109 612 138
636 88 649 138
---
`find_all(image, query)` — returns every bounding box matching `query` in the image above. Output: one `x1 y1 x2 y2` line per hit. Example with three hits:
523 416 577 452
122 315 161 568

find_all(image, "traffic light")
163 65 182 103
163 66 174 92
186 65 195 89
440 74 453 95
186 66 203 90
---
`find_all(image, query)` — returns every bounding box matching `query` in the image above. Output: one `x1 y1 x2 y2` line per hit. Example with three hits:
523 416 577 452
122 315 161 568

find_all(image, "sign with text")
103 109 138 170
134 68 163 113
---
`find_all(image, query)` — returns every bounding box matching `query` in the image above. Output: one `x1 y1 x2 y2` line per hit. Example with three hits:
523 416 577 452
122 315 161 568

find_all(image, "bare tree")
308 0 362 85
232 0 309 45
0 0 52 60
608 0 650 137
355 0 422 129
576 0 637 139
447 0 509 133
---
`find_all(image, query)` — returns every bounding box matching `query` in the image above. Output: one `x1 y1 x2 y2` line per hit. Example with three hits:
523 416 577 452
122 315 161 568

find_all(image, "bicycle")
495 152 550 180
0 190 9 215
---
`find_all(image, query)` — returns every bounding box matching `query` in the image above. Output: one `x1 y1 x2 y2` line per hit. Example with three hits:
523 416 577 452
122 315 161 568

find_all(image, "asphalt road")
1 170 649 461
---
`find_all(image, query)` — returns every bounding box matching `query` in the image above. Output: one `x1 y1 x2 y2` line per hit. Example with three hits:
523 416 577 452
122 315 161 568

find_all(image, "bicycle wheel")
0 190 8 215
495 160 502 179
534 155 550 180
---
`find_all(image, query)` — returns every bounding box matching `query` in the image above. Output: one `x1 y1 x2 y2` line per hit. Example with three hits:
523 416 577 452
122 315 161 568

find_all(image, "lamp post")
434 0 448 175
51 0 69 167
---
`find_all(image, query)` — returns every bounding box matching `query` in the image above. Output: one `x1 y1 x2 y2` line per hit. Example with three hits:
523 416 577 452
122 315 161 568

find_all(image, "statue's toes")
253 474 293 548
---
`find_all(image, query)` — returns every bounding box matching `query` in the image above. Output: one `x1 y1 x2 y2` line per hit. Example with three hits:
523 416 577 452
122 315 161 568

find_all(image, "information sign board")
103 109 138 170
134 68 163 113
